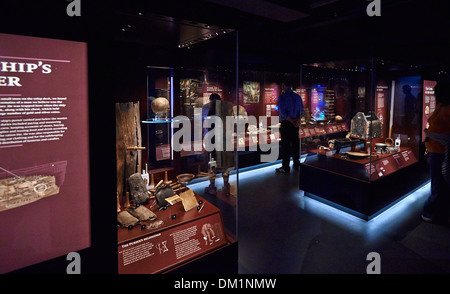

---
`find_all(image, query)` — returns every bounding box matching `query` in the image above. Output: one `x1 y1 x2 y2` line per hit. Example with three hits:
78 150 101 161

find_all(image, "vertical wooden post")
116 102 142 206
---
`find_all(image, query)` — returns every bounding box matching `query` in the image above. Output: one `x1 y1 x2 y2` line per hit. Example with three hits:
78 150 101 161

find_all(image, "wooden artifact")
116 102 143 207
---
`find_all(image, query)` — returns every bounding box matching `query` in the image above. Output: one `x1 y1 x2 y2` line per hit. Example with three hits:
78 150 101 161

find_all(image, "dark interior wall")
113 59 147 104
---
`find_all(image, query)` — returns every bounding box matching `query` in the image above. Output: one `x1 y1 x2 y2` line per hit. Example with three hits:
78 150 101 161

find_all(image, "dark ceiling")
113 0 450 69
2 0 450 70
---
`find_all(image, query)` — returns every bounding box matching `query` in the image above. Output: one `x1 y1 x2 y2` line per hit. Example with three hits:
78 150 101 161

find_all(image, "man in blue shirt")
276 84 304 173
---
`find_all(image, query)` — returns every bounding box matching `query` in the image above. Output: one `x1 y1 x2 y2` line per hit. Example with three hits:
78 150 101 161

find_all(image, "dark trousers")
280 120 300 170
423 152 450 221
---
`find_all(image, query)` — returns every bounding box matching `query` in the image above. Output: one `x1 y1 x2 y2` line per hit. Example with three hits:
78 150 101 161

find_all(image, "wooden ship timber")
0 161 67 212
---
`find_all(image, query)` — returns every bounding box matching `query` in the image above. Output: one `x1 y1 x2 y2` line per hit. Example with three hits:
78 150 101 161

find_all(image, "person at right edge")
422 81 450 224
276 84 304 173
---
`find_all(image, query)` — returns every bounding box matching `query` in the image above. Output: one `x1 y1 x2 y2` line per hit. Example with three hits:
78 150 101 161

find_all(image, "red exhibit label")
300 123 348 138
203 84 223 105
364 149 417 181
422 80 437 142
376 81 389 138
118 212 227 274
295 87 307 107
264 83 279 105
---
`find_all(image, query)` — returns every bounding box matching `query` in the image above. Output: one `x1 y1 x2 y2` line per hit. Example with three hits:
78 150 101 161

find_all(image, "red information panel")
422 80 436 141
364 149 417 181
300 123 348 138
314 126 327 135
0 33 90 273
264 83 279 105
295 87 307 107
203 84 223 105
118 211 227 274
376 81 389 138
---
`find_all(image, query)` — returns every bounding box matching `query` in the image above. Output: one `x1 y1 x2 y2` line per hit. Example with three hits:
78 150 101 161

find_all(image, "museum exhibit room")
1 0 450 280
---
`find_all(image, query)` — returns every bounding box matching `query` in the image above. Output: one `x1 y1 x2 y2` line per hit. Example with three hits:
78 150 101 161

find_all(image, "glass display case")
173 41 240 263
299 63 358 156
115 20 239 273
144 66 175 170
299 59 429 220
116 13 237 274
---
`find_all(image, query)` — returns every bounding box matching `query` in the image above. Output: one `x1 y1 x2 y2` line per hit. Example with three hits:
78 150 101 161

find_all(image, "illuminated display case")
299 59 430 220
114 19 238 274
299 62 365 155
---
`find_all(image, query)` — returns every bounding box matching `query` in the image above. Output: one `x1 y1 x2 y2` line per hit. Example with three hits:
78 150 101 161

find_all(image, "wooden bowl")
176 173 195 184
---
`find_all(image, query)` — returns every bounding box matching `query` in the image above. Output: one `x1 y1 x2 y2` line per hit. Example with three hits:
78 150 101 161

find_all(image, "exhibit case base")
299 149 430 220
117 194 235 274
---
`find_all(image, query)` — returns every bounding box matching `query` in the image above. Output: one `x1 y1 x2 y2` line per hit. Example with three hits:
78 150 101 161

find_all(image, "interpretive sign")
0 33 90 273
118 196 228 274
422 80 436 142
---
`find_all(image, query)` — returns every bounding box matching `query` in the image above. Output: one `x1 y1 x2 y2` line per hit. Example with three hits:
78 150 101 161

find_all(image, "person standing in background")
422 81 450 224
276 84 304 173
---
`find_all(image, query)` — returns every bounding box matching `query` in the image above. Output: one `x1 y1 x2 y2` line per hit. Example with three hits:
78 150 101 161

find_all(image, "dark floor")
190 162 450 274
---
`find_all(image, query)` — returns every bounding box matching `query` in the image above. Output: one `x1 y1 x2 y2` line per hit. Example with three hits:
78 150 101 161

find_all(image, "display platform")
303 147 417 182
299 147 429 220
117 193 234 274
